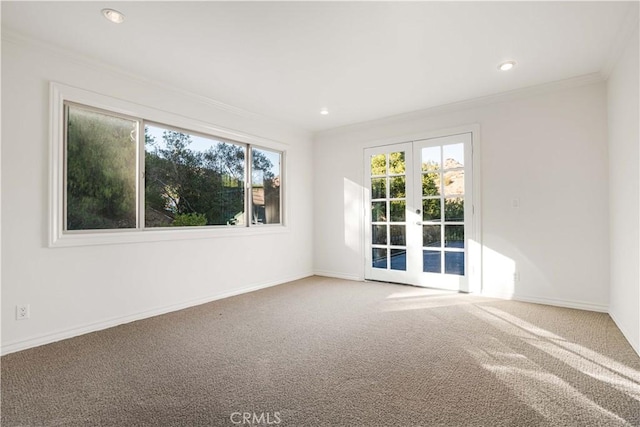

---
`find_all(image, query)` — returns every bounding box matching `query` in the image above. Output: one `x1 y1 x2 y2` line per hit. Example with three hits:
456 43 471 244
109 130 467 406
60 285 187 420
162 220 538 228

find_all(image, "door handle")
416 221 422 225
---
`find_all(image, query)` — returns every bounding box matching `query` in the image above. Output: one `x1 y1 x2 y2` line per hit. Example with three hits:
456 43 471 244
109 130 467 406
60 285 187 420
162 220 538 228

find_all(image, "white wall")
1 36 314 354
607 26 640 355
314 78 610 312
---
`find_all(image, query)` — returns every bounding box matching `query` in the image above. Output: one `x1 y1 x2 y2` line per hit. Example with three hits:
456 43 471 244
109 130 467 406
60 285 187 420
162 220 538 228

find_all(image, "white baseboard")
608 310 640 358
1 272 313 356
314 270 364 282
480 291 609 313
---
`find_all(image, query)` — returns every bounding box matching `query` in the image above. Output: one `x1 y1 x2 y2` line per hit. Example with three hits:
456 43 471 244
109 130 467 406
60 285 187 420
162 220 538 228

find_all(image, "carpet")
2 276 639 426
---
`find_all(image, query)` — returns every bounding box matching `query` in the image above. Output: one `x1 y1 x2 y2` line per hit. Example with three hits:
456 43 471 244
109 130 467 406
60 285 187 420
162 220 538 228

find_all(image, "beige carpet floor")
2 276 640 426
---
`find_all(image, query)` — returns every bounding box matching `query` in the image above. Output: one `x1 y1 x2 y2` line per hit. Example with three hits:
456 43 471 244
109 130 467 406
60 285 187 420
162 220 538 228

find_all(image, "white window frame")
50 82 287 247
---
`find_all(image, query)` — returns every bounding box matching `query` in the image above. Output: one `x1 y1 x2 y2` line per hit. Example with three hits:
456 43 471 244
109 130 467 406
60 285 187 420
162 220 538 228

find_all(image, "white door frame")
362 125 482 293
364 142 415 285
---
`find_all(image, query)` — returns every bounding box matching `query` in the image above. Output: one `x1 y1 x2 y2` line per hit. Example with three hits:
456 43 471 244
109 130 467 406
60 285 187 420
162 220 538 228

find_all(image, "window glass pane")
145 124 246 227
422 173 441 196
66 105 137 230
422 199 441 221
423 225 441 247
390 249 407 271
421 146 441 171
372 248 387 269
445 252 465 275
390 225 406 246
444 198 464 222
390 201 406 222
443 170 464 196
371 178 386 199
423 250 441 273
389 152 405 174
371 201 387 222
389 176 406 198
445 225 464 248
371 154 386 176
372 225 387 245
252 147 281 225
443 143 464 168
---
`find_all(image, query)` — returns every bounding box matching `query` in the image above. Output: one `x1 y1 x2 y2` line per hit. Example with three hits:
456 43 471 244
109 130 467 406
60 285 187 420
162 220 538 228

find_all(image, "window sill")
50 225 289 248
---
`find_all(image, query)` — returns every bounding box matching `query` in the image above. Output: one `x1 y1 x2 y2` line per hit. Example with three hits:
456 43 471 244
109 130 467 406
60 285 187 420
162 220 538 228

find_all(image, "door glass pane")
421 146 441 171
390 225 406 246
371 202 387 222
371 178 386 199
443 143 464 168
443 170 464 196
445 225 464 248
444 198 464 221
390 176 406 198
422 199 441 221
372 248 387 269
390 201 406 222
391 249 407 271
423 250 441 273
372 225 387 245
445 252 465 275
371 154 386 176
422 173 441 196
423 225 441 247
66 105 138 231
389 152 405 174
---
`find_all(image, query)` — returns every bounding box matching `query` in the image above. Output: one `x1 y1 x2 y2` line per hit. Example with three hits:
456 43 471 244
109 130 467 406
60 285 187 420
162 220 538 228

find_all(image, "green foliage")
421 174 463 222
371 178 386 199
144 127 276 227
67 108 279 230
422 199 441 221
66 107 137 230
390 201 406 221
444 198 464 221
171 213 207 227
422 173 440 196
371 154 386 175
371 152 405 176
388 152 405 174
371 201 386 222
389 176 406 198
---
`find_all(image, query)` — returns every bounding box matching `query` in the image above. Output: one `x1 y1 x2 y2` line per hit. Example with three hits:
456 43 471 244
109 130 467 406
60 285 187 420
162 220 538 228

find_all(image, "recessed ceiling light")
102 8 125 24
498 60 516 71
320 108 329 115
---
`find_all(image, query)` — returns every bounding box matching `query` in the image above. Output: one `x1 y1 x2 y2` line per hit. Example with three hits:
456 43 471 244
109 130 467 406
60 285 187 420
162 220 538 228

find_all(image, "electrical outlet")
16 304 30 320
514 272 521 282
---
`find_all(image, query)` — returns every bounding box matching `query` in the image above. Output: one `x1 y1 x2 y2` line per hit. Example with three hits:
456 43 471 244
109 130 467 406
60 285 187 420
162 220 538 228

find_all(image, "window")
53 87 285 246
144 123 248 228
251 147 281 225
65 105 139 230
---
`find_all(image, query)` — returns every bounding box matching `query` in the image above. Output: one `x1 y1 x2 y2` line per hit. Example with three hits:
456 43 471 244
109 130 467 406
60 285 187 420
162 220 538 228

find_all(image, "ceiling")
2 1 636 133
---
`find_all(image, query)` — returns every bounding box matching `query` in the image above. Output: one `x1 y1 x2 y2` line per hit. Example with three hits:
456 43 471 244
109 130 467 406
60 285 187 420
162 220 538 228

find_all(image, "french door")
364 133 473 291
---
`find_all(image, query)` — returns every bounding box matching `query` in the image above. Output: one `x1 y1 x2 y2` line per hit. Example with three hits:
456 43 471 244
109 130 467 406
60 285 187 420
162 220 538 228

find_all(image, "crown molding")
1 28 299 130
600 2 640 80
316 72 604 139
